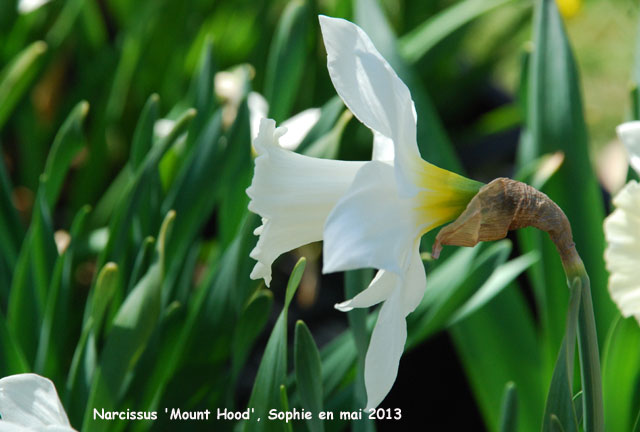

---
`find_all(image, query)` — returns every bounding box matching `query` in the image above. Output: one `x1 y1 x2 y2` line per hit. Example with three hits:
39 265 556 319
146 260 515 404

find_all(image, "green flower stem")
562 251 604 432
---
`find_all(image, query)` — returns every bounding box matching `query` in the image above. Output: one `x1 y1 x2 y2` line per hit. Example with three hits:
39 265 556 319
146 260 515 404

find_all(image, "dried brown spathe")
432 177 578 269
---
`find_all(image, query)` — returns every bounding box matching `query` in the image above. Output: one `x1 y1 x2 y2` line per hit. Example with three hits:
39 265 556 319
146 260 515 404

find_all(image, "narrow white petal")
335 270 395 312
363 287 406 410
247 118 365 286
604 180 640 324
323 161 421 276
319 15 422 196
279 108 322 151
362 247 426 409
248 92 269 142
617 121 640 176
0 374 73 429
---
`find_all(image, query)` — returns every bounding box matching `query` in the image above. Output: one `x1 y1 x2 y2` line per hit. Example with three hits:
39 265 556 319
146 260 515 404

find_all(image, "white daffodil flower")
604 121 640 324
0 373 76 431
247 15 482 408
317 15 481 409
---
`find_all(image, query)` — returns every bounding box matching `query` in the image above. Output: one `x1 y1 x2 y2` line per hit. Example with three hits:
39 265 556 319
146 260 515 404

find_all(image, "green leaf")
602 316 640 432
542 279 581 432
231 290 274 384
521 0 614 354
244 258 306 432
35 205 91 382
447 251 539 326
82 211 174 431
294 320 324 432
399 0 518 64
297 96 344 155
7 182 57 363
280 385 294 432
263 0 311 123
41 100 89 209
130 94 160 172
499 382 518 432
0 40 47 131
66 262 119 427
0 150 23 278
302 109 351 160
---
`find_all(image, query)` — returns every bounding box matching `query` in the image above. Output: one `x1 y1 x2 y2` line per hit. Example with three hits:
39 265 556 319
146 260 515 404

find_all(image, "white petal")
364 288 406 410
363 249 426 409
0 374 74 430
335 270 395 312
604 180 640 324
617 121 640 176
323 161 421 275
248 92 269 142
319 15 422 196
279 108 322 151
371 131 394 162
246 118 365 286
17 0 52 13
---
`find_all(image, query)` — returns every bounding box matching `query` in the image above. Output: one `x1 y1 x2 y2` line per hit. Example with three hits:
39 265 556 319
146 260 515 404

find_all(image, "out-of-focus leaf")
447 251 539 326
0 40 47 131
294 320 324 432
35 205 90 382
0 310 29 375
499 382 518 432
0 151 23 277
161 110 223 288
297 96 344 155
573 392 583 427
66 262 119 427
399 0 517 64
264 0 311 123
231 289 274 383
451 279 542 432
41 100 88 208
130 94 159 172
602 316 640 432
82 211 174 431
94 108 194 276
46 0 85 48
244 258 306 432
280 385 294 432
127 236 155 293
520 0 614 354
302 110 351 160
542 280 581 432
7 182 57 363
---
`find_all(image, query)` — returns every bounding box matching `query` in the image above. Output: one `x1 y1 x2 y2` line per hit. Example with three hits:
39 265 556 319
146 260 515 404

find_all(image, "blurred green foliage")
0 0 639 431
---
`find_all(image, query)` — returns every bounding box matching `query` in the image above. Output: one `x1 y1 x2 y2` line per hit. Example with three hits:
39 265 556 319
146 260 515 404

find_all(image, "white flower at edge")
247 92 321 151
0 373 76 431
215 69 322 152
246 15 481 409
604 121 640 324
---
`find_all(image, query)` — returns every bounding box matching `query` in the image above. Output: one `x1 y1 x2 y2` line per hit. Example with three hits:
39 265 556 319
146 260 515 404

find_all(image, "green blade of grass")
243 258 306 432
542 280 581 432
398 0 518 64
35 205 91 383
82 211 174 431
264 0 311 123
602 316 640 432
499 382 518 432
294 320 324 432
0 40 47 131
41 100 89 209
